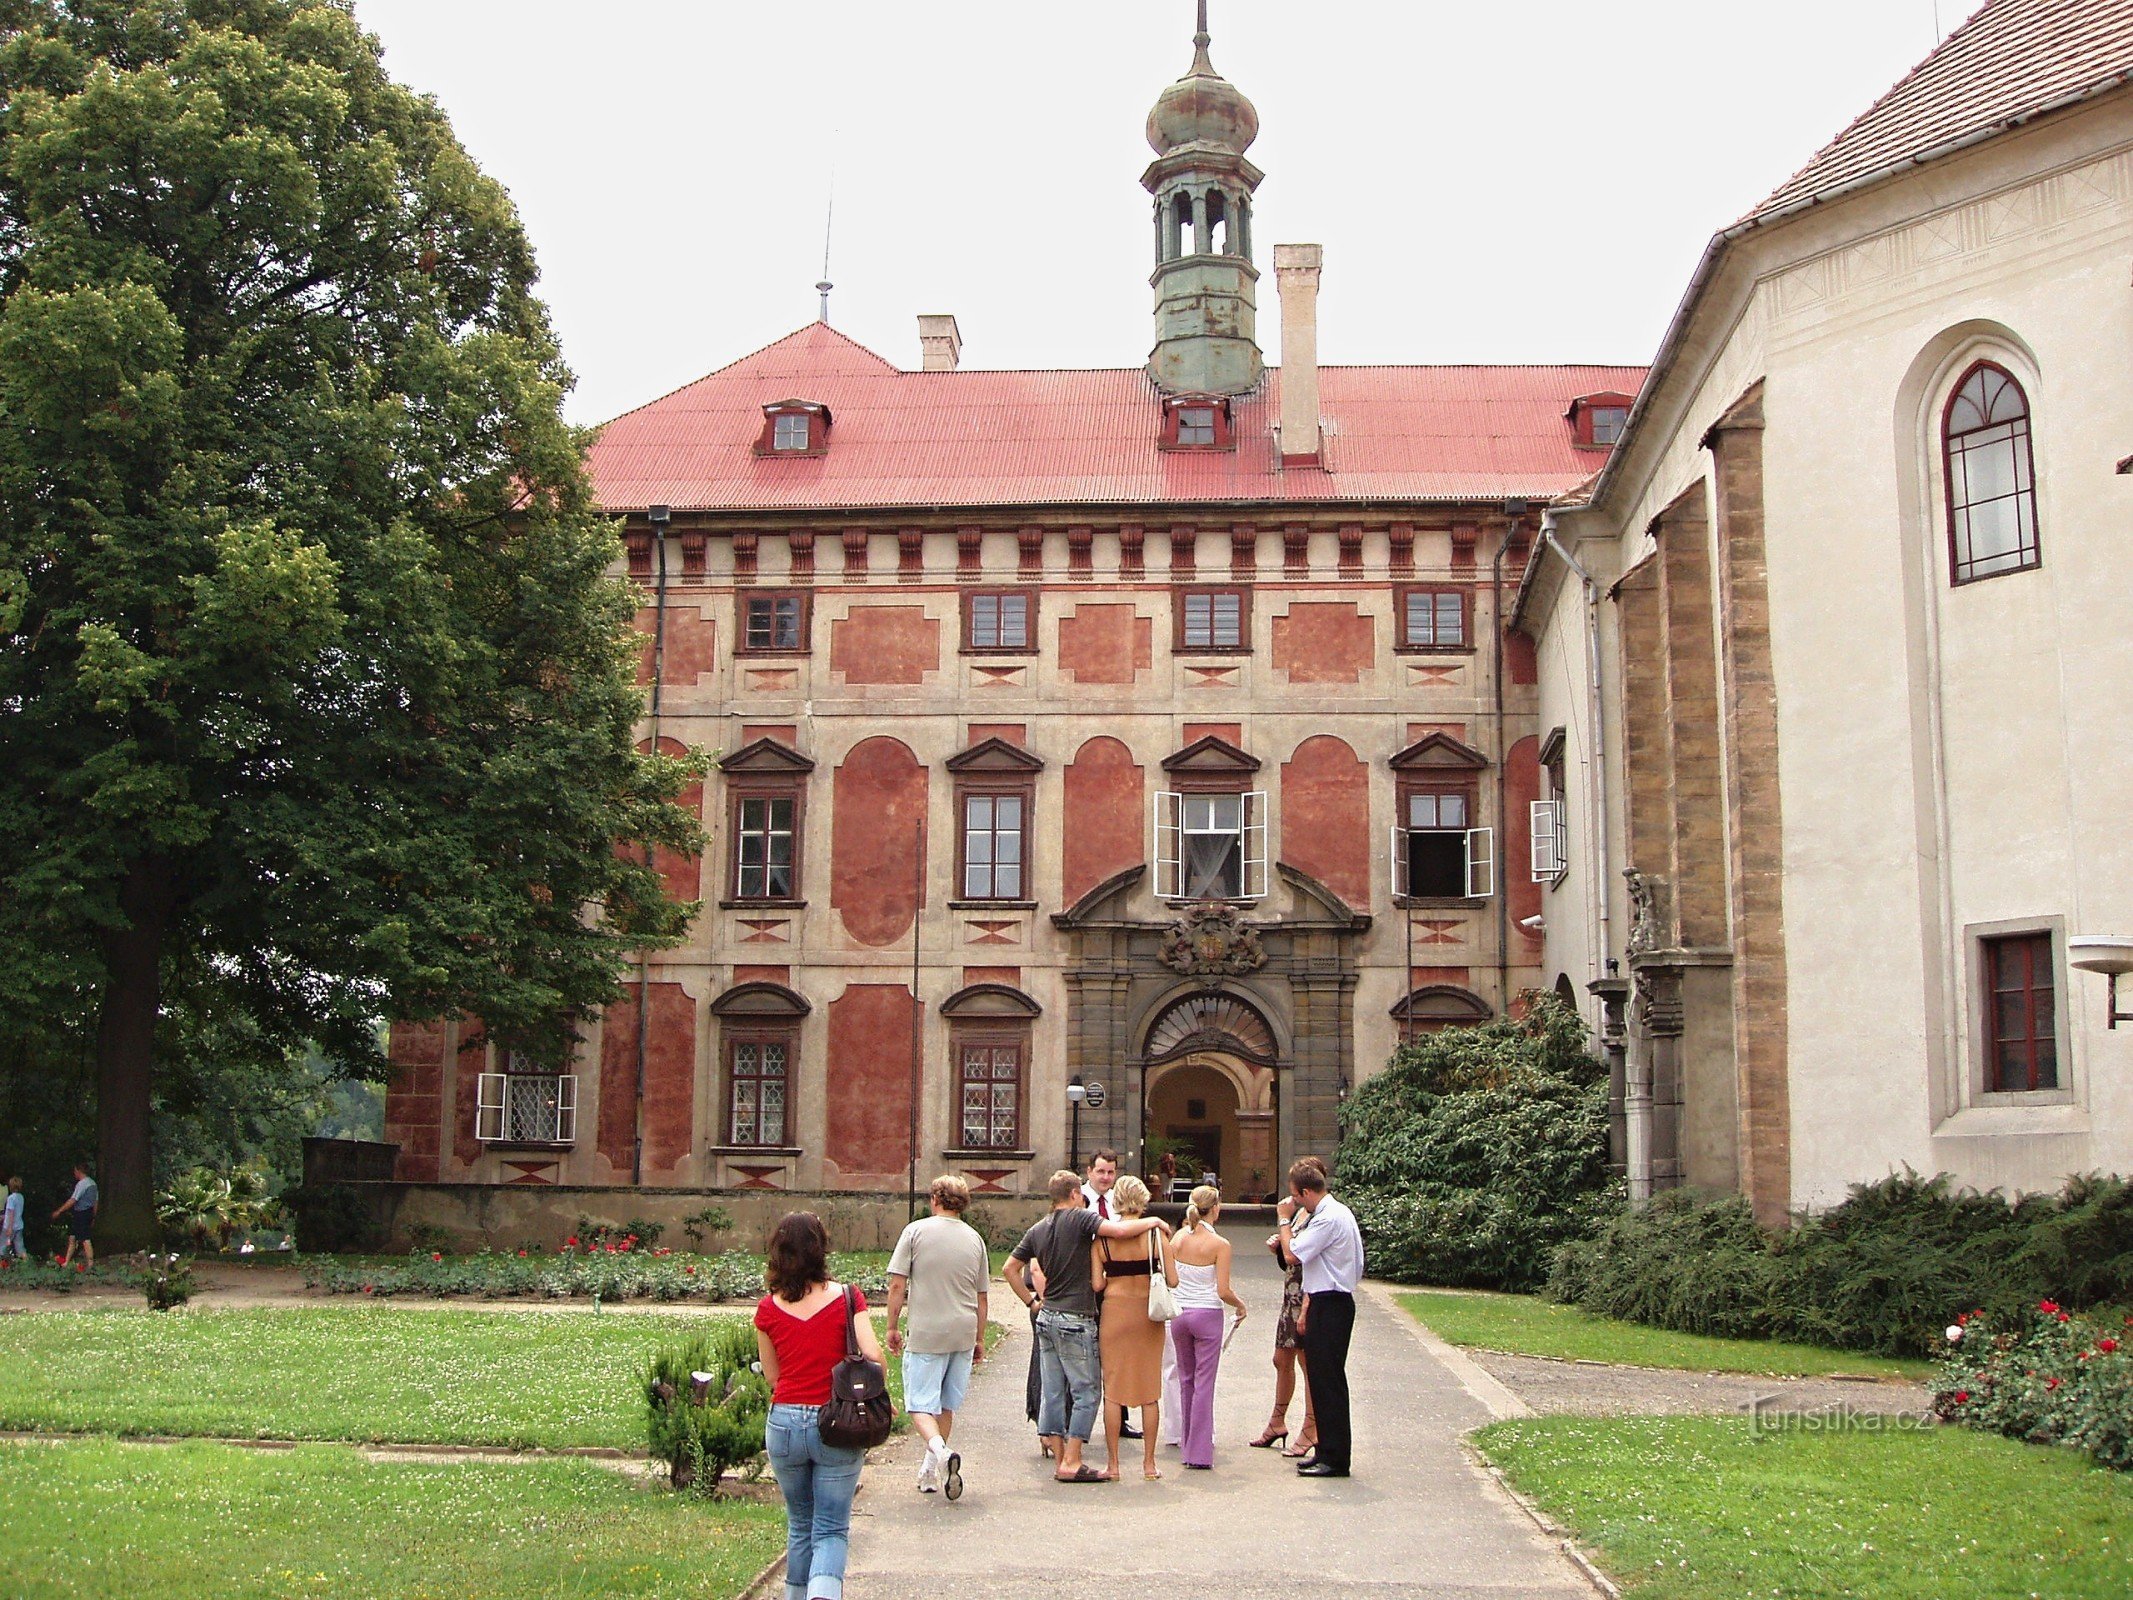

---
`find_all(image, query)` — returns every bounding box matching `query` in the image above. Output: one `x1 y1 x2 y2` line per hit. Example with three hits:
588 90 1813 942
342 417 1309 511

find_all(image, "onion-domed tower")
1143 2 1264 396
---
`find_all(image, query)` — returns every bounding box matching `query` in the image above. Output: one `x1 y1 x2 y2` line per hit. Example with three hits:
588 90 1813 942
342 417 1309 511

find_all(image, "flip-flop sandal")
1054 1466 1108 1484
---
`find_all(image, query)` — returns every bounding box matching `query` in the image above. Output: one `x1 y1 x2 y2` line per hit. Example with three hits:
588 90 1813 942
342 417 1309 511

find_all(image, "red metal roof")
1748 0 2133 221
586 322 1646 514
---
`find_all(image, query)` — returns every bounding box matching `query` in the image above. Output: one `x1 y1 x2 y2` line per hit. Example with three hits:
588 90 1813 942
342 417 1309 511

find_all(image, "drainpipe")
1491 504 1526 1015
1539 511 1612 980
633 505 672 1188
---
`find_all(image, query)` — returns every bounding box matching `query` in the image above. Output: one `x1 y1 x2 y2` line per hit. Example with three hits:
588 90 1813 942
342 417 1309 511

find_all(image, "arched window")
1942 361 2040 584
1172 192 1195 259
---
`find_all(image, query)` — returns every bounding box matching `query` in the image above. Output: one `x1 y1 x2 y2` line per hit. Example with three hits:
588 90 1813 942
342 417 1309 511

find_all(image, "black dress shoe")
1295 1461 1348 1478
1119 1423 1143 1440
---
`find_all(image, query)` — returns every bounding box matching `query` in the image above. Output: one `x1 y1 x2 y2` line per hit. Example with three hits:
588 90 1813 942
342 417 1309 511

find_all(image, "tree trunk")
93 858 177 1251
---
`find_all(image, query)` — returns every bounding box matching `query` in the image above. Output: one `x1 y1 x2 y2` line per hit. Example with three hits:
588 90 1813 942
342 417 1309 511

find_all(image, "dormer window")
1568 391 1636 452
1160 395 1233 451
756 399 830 456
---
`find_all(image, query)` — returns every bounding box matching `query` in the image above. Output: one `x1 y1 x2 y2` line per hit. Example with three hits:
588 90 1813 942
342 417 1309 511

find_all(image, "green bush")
643 1322 770 1492
1550 1171 2133 1358
299 1247 888 1304
1935 1301 2133 1470
1341 995 1619 1291
156 1162 284 1251
140 1252 196 1312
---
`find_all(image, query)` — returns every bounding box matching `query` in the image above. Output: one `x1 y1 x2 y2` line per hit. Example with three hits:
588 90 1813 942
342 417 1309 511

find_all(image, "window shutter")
1242 790 1270 900
1154 791 1183 899
476 1073 506 1142
1465 828 1496 900
1389 823 1408 899
1530 800 1564 880
556 1075 578 1144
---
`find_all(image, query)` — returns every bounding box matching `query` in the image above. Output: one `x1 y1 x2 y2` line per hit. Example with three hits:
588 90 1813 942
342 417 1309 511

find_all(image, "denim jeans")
1033 1308 1101 1442
765 1403 865 1600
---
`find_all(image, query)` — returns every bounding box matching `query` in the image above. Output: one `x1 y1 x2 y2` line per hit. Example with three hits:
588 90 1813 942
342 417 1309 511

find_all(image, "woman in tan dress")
1090 1175 1177 1481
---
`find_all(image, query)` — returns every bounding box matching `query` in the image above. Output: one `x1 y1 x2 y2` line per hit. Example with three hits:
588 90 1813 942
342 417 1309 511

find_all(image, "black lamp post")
1067 1074 1087 1172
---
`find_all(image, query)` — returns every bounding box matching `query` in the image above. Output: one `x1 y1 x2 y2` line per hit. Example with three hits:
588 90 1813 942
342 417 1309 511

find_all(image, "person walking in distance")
1090 1175 1177 1481
1005 1170 1168 1484
885 1175 990 1501
51 1163 96 1268
1 1176 27 1261
754 1213 885 1600
1168 1184 1248 1470
1276 1160 1364 1479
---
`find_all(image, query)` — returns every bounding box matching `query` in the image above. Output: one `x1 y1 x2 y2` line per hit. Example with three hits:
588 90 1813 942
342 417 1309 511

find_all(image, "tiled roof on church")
586 323 1646 514
1748 0 2133 221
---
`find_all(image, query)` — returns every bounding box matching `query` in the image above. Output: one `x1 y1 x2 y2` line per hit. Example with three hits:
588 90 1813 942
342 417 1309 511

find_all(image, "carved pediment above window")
719 737 816 775
1160 734 1260 777
1389 732 1489 772
939 983 1043 1019
709 981 812 1018
944 737 1045 775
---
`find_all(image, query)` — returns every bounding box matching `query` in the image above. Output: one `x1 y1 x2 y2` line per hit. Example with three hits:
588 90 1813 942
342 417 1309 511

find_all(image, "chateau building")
1517 0 2133 1222
381 12 1642 1200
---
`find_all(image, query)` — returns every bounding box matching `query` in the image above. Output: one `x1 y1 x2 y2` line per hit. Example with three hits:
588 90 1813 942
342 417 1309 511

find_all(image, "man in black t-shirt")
1006 1169 1168 1483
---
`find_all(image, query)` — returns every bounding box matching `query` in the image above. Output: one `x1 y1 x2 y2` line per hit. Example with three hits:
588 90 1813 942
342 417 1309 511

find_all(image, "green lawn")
1478 1416 2133 1600
0 1304 998 1449
0 1439 786 1600
1400 1290 1933 1381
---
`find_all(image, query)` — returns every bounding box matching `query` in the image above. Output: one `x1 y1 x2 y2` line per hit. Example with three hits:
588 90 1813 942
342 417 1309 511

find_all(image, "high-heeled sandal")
1247 1427 1289 1449
1282 1435 1317 1459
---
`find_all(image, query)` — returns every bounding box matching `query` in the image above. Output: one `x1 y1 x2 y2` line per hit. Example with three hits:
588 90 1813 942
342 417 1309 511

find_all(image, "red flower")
2056 1312 2071 1323
361 1283 374 1293
2039 1299 2061 1315
1953 1390 1970 1404
516 1249 527 1258
683 1265 695 1275
431 1252 442 1262
2100 1338 2119 1354
564 1236 579 1248
2046 1376 2062 1391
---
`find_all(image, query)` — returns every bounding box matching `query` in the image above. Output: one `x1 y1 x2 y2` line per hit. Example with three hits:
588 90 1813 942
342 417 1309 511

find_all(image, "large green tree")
0 0 701 1246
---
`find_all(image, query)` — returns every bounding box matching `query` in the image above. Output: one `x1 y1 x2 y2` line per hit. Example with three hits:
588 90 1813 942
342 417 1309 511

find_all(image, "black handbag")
818 1285 894 1450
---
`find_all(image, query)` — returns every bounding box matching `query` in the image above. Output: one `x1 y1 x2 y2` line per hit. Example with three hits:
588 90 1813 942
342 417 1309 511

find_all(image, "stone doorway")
1144 1050 1278 1203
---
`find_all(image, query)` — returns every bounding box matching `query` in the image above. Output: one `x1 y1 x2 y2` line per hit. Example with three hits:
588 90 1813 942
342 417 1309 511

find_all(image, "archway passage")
1144 1050 1279 1202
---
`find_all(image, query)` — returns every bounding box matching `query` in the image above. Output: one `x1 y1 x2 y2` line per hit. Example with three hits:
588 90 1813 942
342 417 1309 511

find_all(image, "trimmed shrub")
1550 1171 2133 1358
1935 1301 2133 1471
1342 995 1618 1291
644 1321 770 1492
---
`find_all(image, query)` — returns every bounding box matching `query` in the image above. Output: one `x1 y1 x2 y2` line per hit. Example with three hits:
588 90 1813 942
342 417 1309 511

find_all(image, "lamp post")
1067 1074 1088 1172
2069 936 2133 1029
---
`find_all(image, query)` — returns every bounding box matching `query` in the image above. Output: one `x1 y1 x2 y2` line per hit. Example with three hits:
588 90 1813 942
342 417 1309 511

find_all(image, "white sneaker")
917 1451 939 1493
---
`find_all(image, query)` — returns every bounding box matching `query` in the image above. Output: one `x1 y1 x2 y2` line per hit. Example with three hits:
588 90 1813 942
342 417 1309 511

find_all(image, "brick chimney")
918 314 962 372
1275 244 1323 466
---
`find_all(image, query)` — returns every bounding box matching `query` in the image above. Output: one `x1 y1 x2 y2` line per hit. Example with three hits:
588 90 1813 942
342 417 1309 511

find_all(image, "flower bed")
1933 1300 2133 1470
299 1243 889 1304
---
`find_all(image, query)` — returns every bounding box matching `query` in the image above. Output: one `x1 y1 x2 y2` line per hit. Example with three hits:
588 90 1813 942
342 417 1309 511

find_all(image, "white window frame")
1154 790 1269 901
1530 799 1567 882
772 412 811 451
1465 826 1495 899
475 1072 577 1144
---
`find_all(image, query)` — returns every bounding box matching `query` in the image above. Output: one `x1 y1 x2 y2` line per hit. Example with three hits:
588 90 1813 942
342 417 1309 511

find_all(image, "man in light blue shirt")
50 1163 98 1268
1275 1159 1364 1478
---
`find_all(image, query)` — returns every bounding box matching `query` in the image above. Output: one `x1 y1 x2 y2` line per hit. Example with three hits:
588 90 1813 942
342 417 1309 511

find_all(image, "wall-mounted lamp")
2069 936 2133 1030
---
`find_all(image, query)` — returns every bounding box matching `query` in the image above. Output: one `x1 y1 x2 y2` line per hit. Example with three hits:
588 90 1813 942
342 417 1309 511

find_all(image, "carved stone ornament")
1624 869 1672 957
1632 965 1685 1039
1159 900 1267 979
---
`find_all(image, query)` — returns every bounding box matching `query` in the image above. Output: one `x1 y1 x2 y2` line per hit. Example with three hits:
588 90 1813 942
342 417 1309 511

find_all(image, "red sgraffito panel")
1182 722 1242 747
962 966 1021 987
1062 736 1144 908
832 737 929 946
1057 604 1153 685
1409 966 1472 989
829 605 941 686
967 723 1027 747
598 983 698 1179
1270 602 1375 685
1279 735 1371 911
824 984 918 1183
384 1021 447 1181
733 965 792 986
1507 734 1543 943
635 605 718 688
1505 630 1539 686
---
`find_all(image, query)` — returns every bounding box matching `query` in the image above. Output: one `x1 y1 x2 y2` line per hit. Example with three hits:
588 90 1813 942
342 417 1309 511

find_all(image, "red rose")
431 1252 442 1262
2046 1376 2062 1390
516 1250 526 1258
1953 1390 1970 1404
2039 1299 2061 1315
2100 1338 2119 1353
565 1236 578 1248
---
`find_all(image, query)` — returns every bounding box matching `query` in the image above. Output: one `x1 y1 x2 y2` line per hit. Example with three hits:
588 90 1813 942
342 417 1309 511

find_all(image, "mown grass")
1400 1290 1934 1380
0 1304 1000 1449
0 1438 786 1600
1477 1415 2133 1600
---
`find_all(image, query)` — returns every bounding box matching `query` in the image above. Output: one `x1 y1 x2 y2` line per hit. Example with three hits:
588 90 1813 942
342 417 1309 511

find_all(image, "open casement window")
1155 790 1269 901
1943 362 2041 584
1390 790 1492 900
725 1036 791 1147
1530 800 1568 881
475 1063 577 1145
957 1035 1025 1151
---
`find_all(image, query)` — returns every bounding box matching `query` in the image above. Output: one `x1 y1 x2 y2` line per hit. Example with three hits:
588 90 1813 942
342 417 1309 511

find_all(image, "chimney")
918 314 962 372
1274 244 1323 466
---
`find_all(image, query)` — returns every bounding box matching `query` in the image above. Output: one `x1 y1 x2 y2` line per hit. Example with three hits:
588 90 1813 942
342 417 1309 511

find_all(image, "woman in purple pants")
1167 1184 1249 1469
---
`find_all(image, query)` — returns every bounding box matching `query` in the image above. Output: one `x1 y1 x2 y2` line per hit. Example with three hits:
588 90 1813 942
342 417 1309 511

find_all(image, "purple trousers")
1169 1307 1225 1468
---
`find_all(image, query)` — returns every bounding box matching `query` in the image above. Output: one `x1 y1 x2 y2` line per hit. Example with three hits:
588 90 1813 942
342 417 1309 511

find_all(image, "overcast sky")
348 0 1970 425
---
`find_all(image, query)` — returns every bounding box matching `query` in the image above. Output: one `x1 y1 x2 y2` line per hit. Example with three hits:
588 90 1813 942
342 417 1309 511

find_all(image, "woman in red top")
754 1212 886 1600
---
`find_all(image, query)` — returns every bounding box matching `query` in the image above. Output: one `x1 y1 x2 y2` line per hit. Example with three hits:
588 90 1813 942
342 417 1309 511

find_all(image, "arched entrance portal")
1140 990 1280 1202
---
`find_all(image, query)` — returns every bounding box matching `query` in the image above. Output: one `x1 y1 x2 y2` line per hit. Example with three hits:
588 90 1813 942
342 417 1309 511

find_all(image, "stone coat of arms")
1159 901 1267 978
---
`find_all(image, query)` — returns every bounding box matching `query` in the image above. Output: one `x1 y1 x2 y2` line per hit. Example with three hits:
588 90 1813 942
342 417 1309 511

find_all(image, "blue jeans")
765 1403 865 1600
1034 1309 1101 1442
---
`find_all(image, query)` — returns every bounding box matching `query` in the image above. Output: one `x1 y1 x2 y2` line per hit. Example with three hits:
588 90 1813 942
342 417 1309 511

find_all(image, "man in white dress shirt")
1275 1159 1363 1478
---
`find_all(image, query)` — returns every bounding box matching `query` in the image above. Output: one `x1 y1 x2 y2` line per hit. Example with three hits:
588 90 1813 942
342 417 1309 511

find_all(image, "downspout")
1490 505 1522 1015
1539 512 1612 978
633 505 672 1188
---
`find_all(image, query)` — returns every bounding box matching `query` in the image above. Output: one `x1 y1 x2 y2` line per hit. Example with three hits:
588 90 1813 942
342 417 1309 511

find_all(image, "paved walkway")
843 1247 1594 1599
